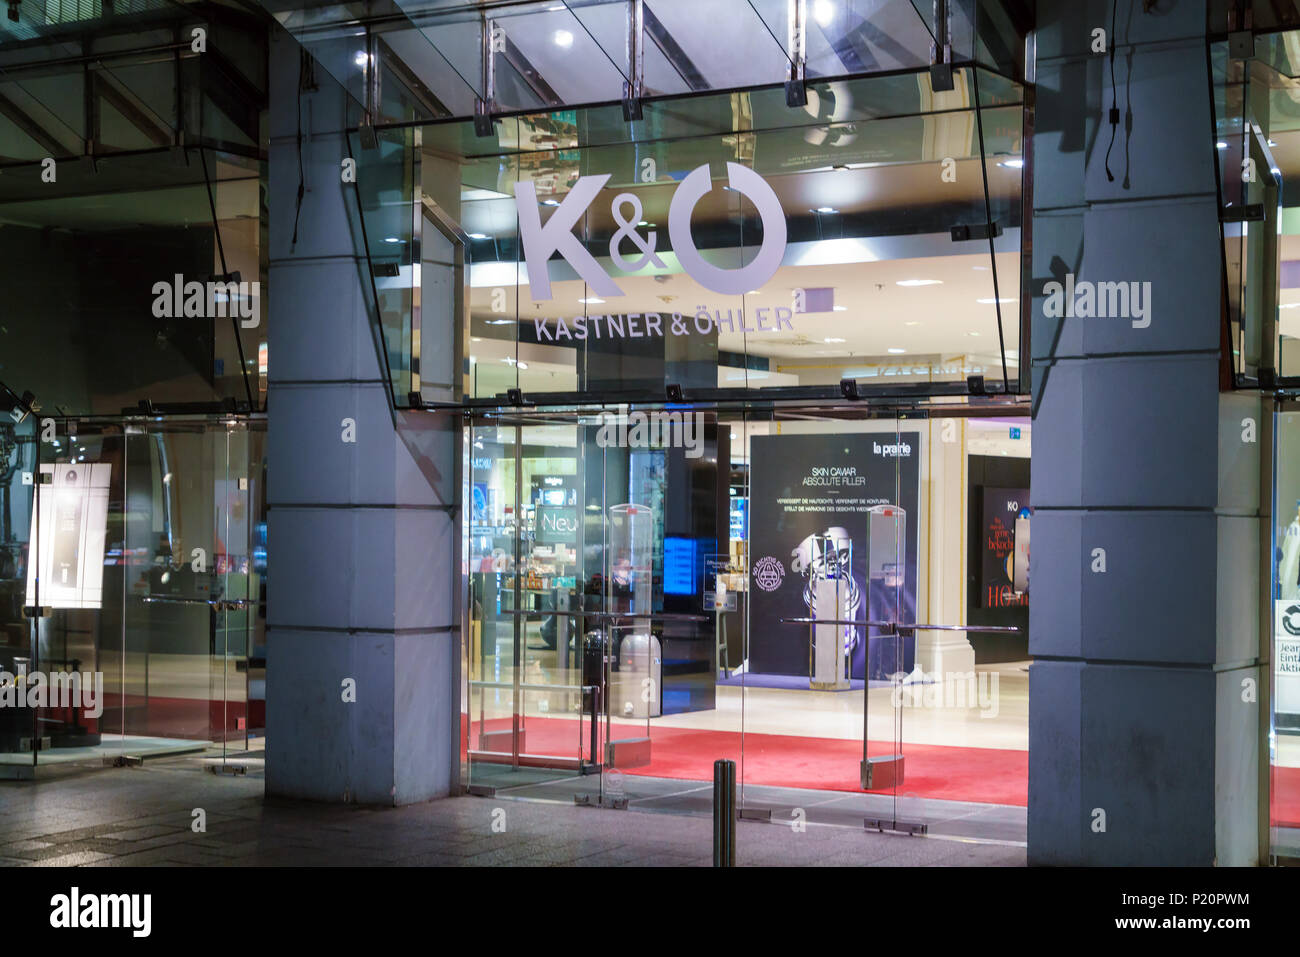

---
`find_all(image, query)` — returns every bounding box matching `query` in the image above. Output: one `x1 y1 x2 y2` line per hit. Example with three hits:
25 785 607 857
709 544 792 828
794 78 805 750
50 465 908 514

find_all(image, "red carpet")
469 715 1029 807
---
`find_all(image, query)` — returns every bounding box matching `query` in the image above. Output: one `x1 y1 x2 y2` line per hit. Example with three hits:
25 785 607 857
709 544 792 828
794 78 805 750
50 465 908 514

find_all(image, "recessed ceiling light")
384 237 402 243
968 331 981 337
904 320 920 326
1281 303 1300 309
542 199 561 206
812 0 835 27
813 206 839 213
1216 141 1228 150
579 297 605 304
467 232 489 239
554 29 574 48
832 305 847 311
887 348 906 354
471 337 482 342
517 361 528 370
354 51 369 67
897 279 942 287
977 297 1017 304
997 158 1024 169
823 337 846 343
487 319 513 325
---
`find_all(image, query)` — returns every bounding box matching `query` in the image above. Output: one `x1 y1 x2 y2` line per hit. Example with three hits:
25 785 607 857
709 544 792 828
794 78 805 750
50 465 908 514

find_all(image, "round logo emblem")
1284 603 1300 637
752 556 785 592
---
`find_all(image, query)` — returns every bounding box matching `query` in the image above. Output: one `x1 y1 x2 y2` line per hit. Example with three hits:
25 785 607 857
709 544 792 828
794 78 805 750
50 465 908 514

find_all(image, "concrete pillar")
264 29 460 805
1029 1 1261 864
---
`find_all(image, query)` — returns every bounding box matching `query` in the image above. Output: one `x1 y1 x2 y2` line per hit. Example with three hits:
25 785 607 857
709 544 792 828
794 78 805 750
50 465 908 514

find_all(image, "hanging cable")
291 48 308 251
1104 0 1120 182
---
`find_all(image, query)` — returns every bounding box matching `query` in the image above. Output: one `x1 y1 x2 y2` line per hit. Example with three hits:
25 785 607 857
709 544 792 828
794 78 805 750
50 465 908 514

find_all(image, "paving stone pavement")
0 757 1025 867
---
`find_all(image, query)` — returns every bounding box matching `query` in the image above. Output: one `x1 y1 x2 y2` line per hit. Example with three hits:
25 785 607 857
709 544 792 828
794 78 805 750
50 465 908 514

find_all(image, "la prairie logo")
516 163 787 300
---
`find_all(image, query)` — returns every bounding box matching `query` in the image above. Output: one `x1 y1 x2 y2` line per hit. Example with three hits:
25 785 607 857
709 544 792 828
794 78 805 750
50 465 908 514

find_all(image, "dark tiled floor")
0 756 1025 867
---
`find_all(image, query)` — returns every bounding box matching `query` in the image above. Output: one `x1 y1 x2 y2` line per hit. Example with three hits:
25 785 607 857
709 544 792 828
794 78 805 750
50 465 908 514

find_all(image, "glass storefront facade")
0 3 270 773
5 0 1300 867
0 414 266 773
400 46 1036 833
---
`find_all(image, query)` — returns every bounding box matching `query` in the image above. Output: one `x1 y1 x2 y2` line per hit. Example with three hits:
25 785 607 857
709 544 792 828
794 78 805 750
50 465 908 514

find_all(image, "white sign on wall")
25 463 112 610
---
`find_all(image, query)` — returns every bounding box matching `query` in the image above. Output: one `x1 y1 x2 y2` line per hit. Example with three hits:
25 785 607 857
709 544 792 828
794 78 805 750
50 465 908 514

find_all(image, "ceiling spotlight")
542 199 561 206
467 232 489 239
823 337 846 343
897 279 942 287
813 206 839 213
887 348 906 354
1216 141 1228 150
812 0 834 27
579 297 605 304
383 236 402 244
553 29 574 48
832 305 847 311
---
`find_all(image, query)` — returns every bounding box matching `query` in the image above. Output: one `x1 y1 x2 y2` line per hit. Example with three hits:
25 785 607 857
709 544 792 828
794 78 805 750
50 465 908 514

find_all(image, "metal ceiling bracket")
785 0 807 107
622 0 645 121
474 16 500 137
929 0 954 92
359 28 380 150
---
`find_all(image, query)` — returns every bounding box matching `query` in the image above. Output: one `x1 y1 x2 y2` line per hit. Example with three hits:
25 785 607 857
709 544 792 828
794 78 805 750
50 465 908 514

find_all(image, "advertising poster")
25 463 112 610
982 487 1030 608
748 432 919 679
1275 600 1300 720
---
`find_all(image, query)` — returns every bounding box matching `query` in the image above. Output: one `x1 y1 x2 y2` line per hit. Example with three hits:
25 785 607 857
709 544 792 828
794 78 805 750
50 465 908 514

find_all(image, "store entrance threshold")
469 771 1026 846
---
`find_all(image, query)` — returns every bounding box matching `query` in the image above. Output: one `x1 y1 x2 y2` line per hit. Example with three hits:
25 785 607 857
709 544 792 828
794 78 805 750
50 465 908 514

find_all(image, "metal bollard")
713 758 736 867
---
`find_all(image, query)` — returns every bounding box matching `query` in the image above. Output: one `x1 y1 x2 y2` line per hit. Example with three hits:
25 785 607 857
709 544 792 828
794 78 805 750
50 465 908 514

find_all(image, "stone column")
1029 0 1261 864
264 29 460 805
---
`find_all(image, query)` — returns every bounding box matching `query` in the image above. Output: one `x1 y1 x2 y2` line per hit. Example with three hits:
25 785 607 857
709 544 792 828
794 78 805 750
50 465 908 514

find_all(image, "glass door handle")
499 609 710 623
780 617 1019 635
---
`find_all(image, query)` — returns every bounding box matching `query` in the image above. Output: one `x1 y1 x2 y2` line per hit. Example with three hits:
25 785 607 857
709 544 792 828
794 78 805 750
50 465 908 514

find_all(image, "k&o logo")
515 163 787 300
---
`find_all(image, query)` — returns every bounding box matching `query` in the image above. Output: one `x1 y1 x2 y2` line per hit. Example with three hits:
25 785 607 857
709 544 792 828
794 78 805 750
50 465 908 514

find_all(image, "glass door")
213 419 265 768
465 412 602 794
